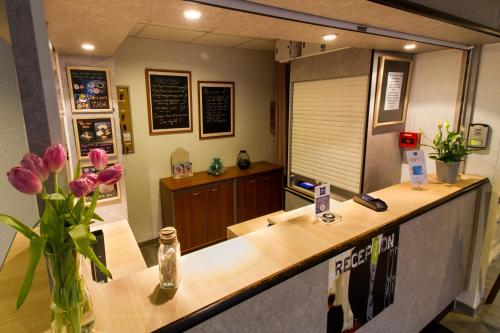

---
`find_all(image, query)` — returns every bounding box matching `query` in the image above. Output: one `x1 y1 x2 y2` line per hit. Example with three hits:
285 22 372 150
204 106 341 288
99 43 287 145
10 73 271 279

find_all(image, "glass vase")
45 249 95 333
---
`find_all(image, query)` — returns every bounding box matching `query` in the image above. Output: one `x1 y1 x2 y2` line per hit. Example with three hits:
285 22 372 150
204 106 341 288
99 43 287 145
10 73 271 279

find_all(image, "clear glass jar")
158 227 181 289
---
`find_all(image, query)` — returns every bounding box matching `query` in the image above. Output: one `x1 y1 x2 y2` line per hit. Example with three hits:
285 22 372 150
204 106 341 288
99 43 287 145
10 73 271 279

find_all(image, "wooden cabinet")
160 162 283 253
206 182 234 243
236 171 283 223
173 190 207 252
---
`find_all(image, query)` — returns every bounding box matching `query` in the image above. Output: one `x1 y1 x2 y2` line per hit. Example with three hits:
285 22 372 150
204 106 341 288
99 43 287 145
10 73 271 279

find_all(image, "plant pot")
435 160 460 184
46 249 95 333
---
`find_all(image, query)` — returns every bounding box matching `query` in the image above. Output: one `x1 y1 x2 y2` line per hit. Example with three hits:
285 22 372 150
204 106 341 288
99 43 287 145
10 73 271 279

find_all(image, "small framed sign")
146 69 193 135
81 163 121 205
66 66 112 113
73 115 117 160
198 81 235 139
373 56 413 128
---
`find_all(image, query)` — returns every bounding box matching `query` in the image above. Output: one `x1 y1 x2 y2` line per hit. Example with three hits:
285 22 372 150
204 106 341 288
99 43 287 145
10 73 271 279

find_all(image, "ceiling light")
404 43 417 50
183 9 202 20
322 34 338 41
81 43 95 51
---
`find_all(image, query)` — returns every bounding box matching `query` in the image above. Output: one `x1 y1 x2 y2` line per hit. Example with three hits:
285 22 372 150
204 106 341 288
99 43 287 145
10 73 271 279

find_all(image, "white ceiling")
42 0 500 56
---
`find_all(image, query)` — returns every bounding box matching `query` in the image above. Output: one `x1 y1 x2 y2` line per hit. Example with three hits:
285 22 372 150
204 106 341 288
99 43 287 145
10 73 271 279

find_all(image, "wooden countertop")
84 174 487 333
227 211 285 239
160 161 282 191
0 175 489 332
0 220 146 332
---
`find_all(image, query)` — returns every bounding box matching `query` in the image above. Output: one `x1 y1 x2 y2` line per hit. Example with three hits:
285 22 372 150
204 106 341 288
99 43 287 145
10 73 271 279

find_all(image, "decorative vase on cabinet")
208 158 224 176
237 150 251 169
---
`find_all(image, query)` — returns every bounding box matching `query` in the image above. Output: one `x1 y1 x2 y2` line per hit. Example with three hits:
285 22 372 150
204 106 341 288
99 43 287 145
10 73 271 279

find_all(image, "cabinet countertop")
160 161 282 191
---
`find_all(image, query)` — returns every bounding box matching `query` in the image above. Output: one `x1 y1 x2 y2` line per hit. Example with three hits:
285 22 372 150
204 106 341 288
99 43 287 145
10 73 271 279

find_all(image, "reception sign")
327 227 399 333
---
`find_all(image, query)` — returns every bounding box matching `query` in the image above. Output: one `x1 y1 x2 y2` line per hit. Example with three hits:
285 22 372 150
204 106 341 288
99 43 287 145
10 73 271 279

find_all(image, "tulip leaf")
83 190 99 225
16 236 47 309
92 213 103 222
47 193 65 201
68 224 112 278
0 214 38 240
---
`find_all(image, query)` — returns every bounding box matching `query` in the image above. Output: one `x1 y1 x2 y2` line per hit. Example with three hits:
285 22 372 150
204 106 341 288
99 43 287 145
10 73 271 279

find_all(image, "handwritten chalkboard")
146 69 192 135
198 81 234 139
67 66 112 112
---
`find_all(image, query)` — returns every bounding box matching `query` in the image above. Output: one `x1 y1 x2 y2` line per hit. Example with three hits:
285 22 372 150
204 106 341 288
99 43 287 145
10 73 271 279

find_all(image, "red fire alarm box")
399 132 420 148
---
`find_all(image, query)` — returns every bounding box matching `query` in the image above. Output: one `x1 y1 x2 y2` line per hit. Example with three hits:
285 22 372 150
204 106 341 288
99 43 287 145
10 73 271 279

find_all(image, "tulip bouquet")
1 144 123 333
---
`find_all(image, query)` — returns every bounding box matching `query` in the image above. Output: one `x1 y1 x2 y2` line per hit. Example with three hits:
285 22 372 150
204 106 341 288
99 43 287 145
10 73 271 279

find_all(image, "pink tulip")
83 172 98 187
97 164 123 185
21 153 49 182
69 177 94 198
88 149 108 170
7 167 42 195
43 144 66 173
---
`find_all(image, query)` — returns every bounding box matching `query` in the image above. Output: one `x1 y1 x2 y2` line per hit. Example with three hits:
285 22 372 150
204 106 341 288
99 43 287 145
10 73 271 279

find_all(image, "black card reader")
353 194 388 212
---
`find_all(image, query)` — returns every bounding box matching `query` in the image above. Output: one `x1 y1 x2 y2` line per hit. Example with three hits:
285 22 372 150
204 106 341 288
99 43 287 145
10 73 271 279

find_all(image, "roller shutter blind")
290 75 369 194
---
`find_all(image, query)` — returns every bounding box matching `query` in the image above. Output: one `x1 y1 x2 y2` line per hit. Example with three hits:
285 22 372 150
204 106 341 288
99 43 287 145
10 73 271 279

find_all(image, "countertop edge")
154 177 489 333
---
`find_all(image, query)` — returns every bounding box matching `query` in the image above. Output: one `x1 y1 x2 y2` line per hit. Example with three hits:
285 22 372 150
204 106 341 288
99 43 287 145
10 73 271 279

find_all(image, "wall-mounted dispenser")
468 123 490 149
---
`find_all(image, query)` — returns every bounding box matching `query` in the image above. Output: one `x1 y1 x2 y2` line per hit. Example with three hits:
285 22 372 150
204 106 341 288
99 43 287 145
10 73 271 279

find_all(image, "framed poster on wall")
373 56 413 128
66 66 112 113
73 115 117 160
198 81 235 139
145 69 192 135
81 163 121 205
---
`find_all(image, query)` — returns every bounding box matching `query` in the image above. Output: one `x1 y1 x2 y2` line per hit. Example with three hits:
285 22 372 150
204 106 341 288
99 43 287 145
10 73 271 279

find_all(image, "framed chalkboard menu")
66 66 112 113
73 115 117 160
146 69 192 135
198 81 235 139
373 56 413 128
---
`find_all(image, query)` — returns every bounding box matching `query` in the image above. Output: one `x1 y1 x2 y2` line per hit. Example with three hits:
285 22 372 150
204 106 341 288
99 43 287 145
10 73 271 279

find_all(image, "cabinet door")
236 177 259 223
173 189 207 252
206 182 234 243
258 171 283 216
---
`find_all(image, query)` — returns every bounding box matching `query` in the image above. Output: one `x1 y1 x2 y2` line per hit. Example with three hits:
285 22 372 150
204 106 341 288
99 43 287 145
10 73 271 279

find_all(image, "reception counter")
0 175 490 332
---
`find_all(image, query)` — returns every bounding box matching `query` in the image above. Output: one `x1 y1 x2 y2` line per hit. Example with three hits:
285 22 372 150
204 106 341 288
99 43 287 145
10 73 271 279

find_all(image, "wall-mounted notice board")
146 69 192 135
373 56 413 128
198 81 235 139
67 66 112 113
73 115 117 160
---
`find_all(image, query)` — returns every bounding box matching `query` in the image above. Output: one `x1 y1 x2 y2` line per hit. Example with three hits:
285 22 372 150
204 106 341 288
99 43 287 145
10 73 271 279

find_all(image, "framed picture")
145 69 192 135
198 81 235 139
81 163 121 205
73 115 117 160
66 66 112 113
373 56 413 128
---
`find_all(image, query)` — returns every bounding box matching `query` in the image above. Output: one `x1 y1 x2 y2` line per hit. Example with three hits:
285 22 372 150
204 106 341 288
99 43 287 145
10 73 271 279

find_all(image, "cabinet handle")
192 192 201 196
210 188 219 192
250 179 256 183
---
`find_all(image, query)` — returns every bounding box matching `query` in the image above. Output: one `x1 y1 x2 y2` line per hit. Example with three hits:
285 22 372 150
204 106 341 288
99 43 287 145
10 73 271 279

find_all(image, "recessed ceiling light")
404 43 417 50
81 43 95 51
323 34 338 41
183 9 202 20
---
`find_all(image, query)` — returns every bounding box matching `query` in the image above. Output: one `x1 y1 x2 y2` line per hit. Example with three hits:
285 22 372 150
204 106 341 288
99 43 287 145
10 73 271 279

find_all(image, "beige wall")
402 49 463 180
113 37 276 242
0 38 38 265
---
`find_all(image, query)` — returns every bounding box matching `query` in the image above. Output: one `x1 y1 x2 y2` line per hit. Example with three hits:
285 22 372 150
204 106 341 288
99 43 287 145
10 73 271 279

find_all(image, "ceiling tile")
137 24 206 42
193 33 252 47
128 23 146 36
237 38 276 50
